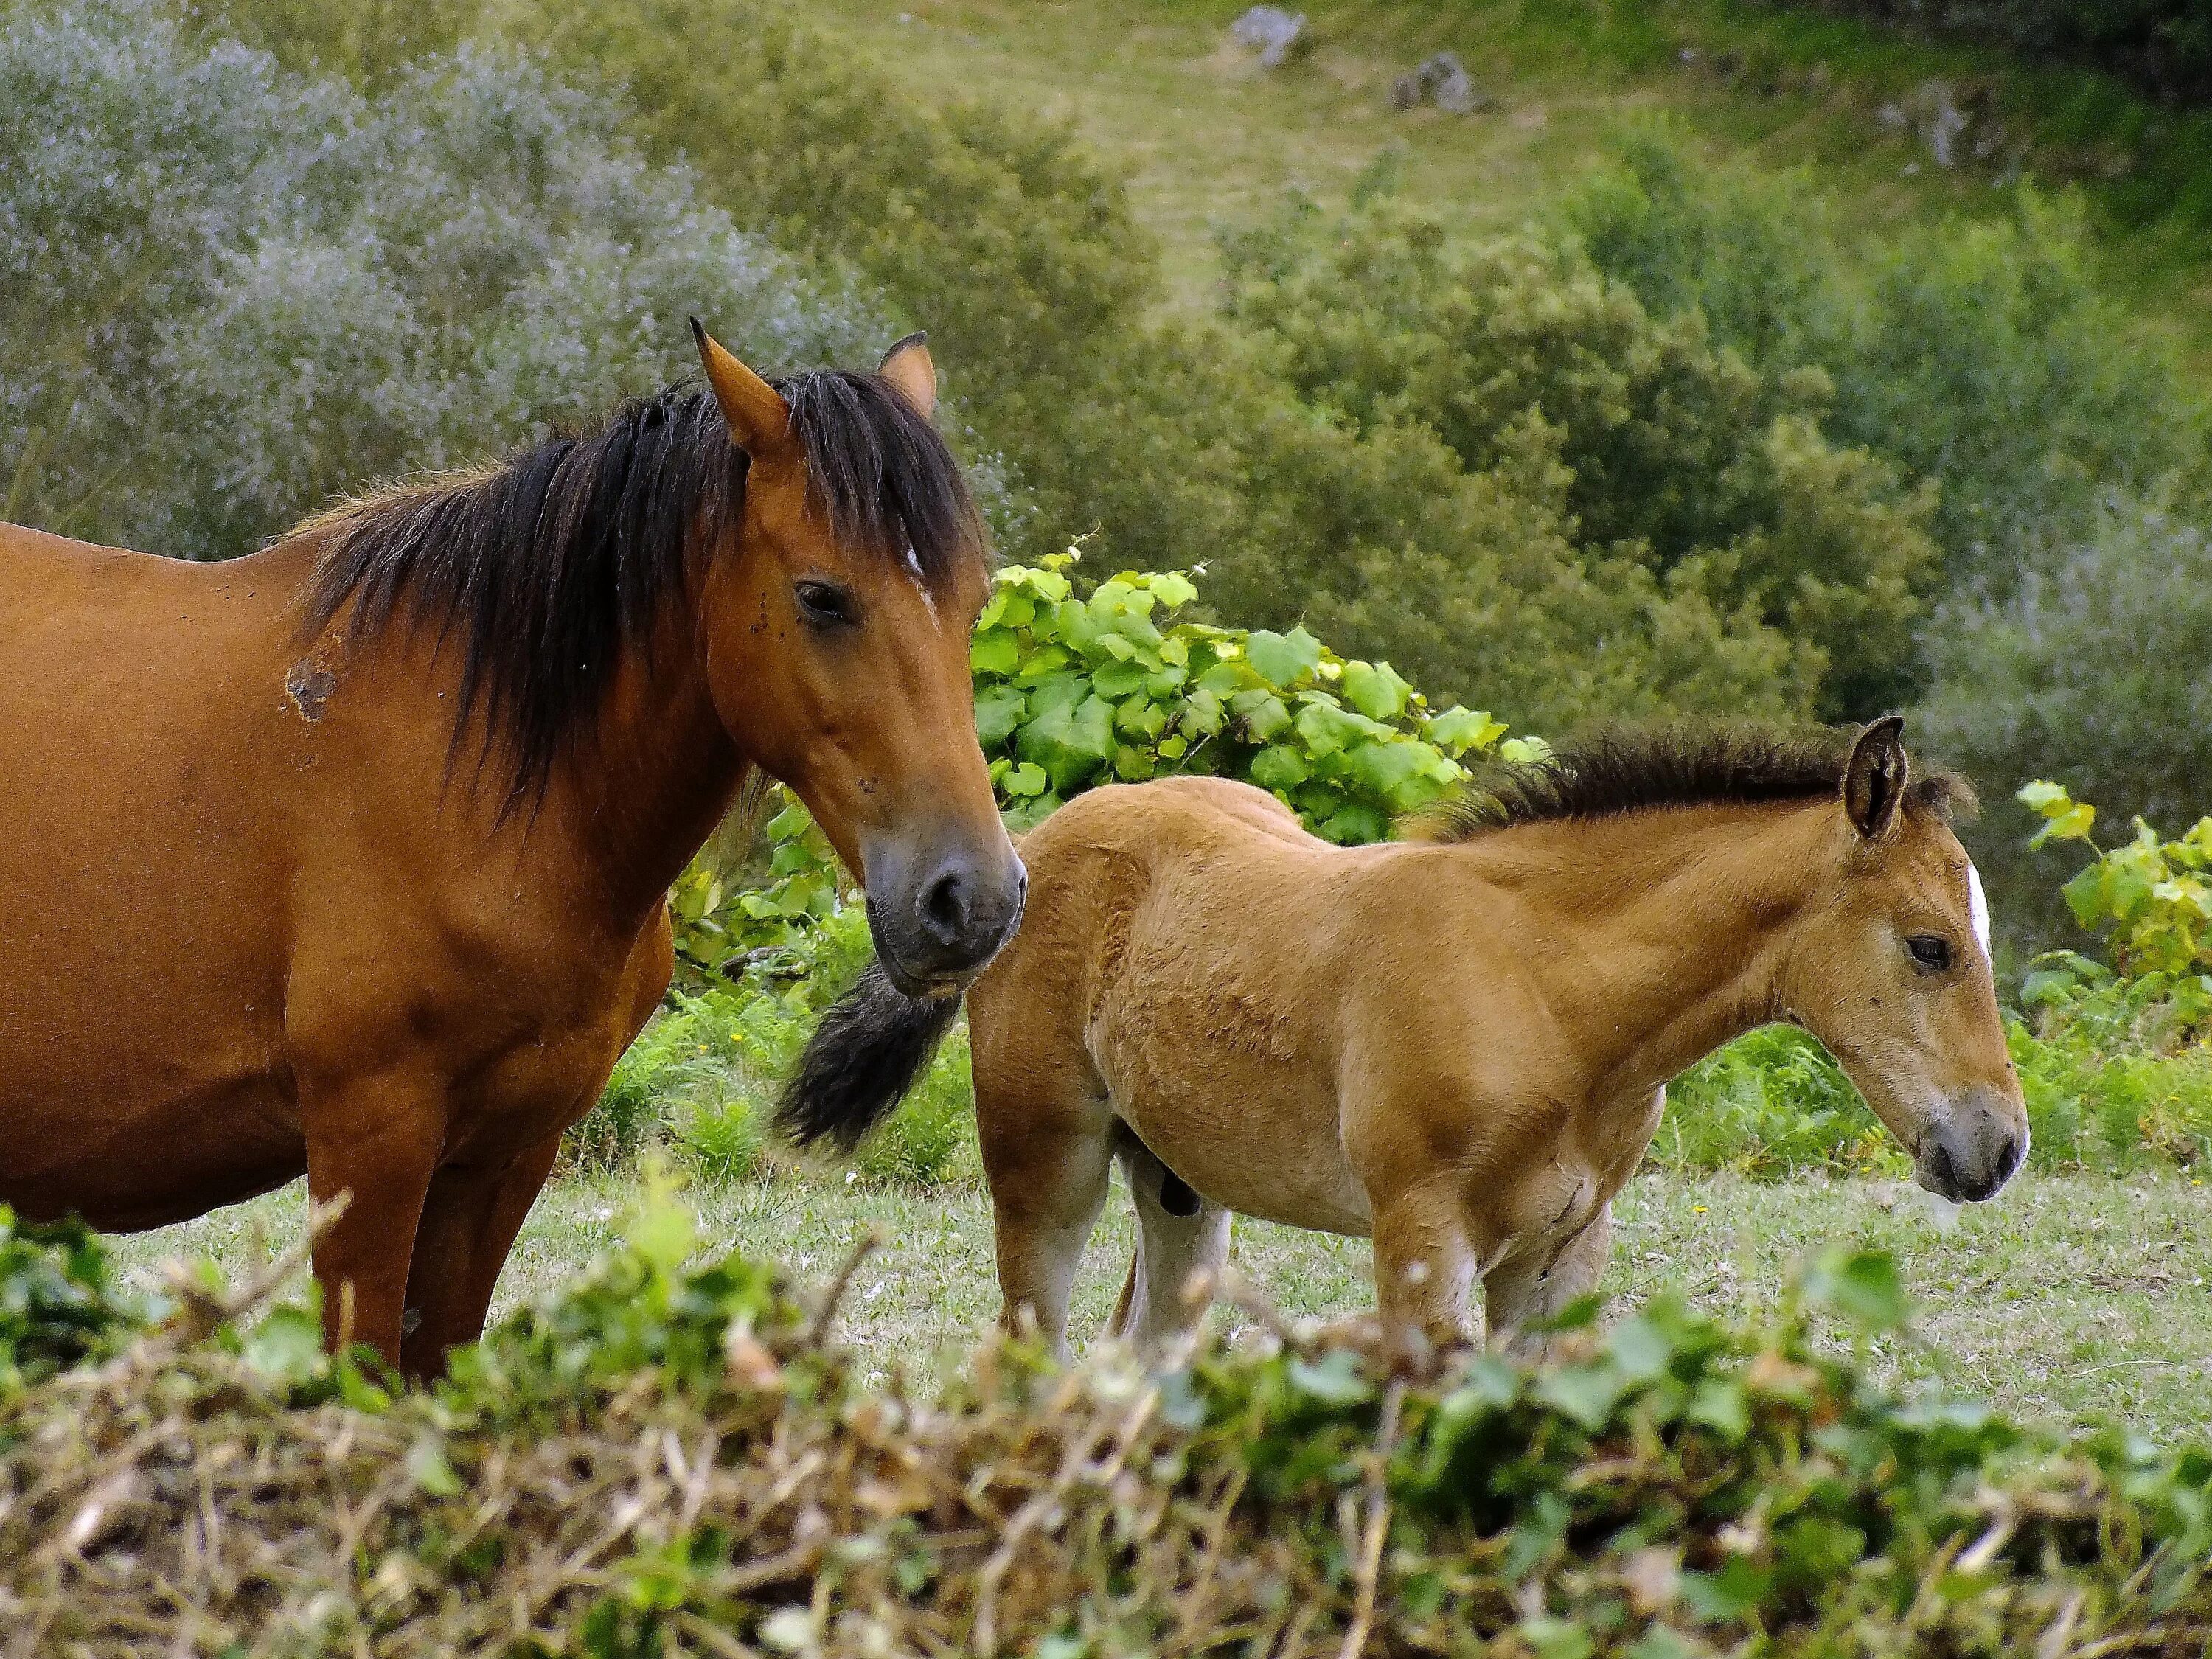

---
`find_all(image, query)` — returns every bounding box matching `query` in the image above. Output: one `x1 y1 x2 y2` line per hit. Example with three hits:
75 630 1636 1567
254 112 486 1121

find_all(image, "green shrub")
571 920 981 1186
10 1206 2212 1655
570 990 799 1180
1663 995 2212 1178
1562 134 2211 603
2018 779 2212 975
1773 0 2212 105
1661 1026 1905 1178
851 1023 979 1186
0 1208 145 1396
0 0 881 560
1225 178 1941 719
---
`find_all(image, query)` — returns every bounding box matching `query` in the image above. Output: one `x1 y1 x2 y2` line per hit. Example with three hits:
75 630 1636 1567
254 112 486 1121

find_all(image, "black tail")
777 962 963 1152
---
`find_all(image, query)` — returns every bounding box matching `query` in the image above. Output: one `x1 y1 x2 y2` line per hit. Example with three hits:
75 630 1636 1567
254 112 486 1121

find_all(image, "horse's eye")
1907 935 1952 973
794 580 855 629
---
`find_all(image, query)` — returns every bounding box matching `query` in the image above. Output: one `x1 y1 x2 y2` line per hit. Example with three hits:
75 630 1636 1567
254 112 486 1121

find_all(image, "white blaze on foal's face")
1966 860 1992 961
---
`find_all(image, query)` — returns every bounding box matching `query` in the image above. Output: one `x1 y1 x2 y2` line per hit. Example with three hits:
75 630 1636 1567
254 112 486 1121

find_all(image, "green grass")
102 1164 2212 1440
804 0 2212 364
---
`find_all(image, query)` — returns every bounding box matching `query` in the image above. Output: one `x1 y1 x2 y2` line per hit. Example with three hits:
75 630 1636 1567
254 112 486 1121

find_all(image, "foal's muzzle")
1915 1088 2028 1203
861 830 1026 997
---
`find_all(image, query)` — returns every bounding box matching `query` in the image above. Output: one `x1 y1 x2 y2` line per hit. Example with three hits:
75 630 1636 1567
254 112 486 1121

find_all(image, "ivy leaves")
973 548 1531 838
2020 780 2212 977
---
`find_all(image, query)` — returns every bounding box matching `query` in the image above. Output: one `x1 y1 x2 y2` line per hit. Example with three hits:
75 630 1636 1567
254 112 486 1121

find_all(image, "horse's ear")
877 331 937 420
1843 715 1910 841
691 319 790 456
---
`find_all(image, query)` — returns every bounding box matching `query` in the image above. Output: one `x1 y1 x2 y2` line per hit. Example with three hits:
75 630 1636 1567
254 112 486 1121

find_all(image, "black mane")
1416 723 1973 841
296 369 983 811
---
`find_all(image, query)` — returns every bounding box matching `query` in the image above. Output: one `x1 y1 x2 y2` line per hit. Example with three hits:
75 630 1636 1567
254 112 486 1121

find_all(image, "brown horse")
784 720 2025 1361
0 324 1023 1377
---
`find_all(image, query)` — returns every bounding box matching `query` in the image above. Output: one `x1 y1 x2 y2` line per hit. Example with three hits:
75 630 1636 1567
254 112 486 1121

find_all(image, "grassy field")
806 0 2212 358
104 1165 2212 1441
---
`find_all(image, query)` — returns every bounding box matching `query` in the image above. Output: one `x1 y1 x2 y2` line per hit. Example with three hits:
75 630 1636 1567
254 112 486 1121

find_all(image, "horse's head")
1783 717 2028 1202
687 323 1023 997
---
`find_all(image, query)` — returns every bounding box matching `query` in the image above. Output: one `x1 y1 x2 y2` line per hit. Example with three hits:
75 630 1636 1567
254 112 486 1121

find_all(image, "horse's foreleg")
981 1098 1113 1366
398 1130 565 1380
302 1091 445 1367
1484 1203 1613 1363
1369 1177 1479 1362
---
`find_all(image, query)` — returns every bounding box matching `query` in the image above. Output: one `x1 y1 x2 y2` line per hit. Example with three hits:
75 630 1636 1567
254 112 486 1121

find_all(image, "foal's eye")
1907 935 1952 973
794 580 856 629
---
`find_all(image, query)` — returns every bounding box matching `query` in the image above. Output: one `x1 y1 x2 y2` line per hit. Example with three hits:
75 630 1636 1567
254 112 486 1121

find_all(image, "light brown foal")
785 720 2025 1362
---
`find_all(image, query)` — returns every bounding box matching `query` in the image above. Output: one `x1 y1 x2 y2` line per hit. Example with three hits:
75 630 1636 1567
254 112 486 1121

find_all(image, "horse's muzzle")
863 835 1026 997
1915 1089 2027 1203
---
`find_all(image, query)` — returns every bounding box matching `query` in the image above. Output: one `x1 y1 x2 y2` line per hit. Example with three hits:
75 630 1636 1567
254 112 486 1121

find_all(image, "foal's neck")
1478 802 1840 1103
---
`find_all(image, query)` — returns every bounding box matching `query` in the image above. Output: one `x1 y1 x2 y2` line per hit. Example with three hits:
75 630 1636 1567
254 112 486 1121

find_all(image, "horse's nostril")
918 868 970 945
1928 1140 1959 1197
1997 1131 2024 1182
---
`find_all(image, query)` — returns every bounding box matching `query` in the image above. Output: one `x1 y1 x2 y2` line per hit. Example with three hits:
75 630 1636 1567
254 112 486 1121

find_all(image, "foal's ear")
1843 715 1911 841
691 319 791 456
877 331 938 420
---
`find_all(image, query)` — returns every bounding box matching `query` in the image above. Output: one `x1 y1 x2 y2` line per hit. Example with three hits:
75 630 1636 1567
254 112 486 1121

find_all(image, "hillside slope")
807 0 2212 363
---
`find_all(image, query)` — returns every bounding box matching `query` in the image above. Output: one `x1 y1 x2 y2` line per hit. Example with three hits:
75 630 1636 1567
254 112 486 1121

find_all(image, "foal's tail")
776 963 962 1152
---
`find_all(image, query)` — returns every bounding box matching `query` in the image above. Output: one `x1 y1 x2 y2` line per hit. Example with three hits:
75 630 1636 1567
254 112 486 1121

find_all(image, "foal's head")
690 325 1023 995
1781 717 2027 1203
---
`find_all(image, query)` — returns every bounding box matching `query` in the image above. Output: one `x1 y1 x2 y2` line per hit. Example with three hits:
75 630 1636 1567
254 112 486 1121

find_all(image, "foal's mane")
292 369 984 809
1416 723 1973 841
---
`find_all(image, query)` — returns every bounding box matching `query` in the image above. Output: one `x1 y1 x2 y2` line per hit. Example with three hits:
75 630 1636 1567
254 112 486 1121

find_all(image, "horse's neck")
554 625 751 928
1484 803 1838 1101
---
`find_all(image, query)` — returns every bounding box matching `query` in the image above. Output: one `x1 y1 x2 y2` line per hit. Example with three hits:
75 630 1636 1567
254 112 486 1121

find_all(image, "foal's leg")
978 1068 1116 1364
1484 1204 1614 1363
1368 1175 1480 1360
1105 1133 1230 1352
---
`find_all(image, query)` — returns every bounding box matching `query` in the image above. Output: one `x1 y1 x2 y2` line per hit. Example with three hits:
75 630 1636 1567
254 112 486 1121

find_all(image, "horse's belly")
1105 1068 1373 1237
0 1046 301 1231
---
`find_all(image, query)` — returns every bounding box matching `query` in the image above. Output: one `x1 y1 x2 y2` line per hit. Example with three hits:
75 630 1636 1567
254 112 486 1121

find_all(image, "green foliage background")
8 0 2212 1178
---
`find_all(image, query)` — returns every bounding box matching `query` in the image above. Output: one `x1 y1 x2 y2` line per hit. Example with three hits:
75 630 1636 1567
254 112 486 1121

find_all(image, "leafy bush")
1661 1027 1907 1178
570 909 979 1186
0 0 883 560
1665 1004 2212 1176
1225 178 1943 719
1779 0 2212 105
2008 986 2212 1167
1560 133 2209 602
972 548 1529 837
572 992 784 1179
2019 779 2212 976
0 1209 145 1396
7 1203 2212 1655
